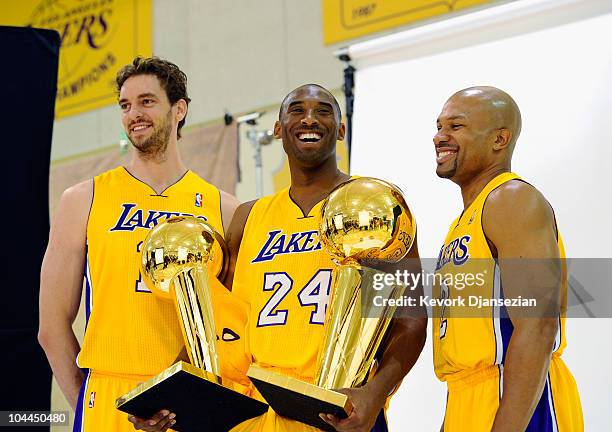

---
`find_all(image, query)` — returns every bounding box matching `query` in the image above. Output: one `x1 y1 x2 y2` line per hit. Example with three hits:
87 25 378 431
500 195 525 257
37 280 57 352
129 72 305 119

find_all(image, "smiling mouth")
436 149 457 164
131 123 152 134
297 132 322 143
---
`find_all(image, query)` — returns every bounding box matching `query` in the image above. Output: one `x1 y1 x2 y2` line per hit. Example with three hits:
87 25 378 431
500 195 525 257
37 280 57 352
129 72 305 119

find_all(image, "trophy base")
116 361 268 431
247 365 352 432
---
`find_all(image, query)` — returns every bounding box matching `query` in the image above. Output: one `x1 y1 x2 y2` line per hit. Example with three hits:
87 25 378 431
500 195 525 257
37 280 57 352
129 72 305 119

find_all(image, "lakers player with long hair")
38 57 244 432
225 84 427 432
432 86 583 431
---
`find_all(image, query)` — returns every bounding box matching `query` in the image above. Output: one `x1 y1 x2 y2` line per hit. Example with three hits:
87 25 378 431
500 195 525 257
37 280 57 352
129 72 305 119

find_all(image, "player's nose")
434 129 449 145
300 110 318 127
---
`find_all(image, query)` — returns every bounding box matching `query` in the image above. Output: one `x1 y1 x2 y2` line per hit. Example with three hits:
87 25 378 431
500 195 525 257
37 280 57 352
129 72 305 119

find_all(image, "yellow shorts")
73 370 162 432
230 382 389 432
231 408 389 432
443 357 583 432
229 381 323 432
231 408 322 432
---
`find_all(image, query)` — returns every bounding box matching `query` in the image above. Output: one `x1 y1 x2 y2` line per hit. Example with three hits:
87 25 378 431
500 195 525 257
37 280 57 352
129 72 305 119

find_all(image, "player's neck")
126 142 188 194
459 164 510 209
289 159 349 215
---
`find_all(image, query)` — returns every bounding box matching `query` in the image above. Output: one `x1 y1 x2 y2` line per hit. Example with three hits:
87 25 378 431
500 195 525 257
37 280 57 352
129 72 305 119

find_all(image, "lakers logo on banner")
1 0 152 119
322 0 497 45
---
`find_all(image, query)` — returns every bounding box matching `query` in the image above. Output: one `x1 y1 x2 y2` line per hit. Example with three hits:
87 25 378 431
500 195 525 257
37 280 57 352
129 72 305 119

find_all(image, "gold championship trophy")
116 216 268 431
247 177 416 431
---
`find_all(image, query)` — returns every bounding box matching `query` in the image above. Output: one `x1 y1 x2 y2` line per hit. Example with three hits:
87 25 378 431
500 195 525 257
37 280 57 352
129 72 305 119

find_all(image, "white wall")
349 0 612 429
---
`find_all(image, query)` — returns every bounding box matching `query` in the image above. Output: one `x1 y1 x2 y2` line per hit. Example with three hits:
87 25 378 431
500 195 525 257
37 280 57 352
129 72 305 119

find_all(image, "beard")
129 110 172 160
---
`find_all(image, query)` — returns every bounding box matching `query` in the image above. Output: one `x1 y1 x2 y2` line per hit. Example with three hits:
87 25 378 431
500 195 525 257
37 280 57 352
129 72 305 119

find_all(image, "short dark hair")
116 57 191 139
279 84 342 123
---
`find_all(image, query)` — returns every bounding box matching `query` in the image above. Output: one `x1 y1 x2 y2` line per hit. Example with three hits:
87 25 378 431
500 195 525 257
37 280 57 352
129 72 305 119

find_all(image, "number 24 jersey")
232 188 335 382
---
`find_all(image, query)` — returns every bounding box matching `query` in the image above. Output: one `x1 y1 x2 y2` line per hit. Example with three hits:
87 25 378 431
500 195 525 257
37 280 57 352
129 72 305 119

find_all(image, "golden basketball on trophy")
116 216 267 431
248 177 416 431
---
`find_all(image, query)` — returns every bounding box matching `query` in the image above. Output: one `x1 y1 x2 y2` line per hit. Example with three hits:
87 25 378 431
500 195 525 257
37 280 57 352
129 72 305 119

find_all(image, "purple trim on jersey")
525 375 558 432
370 409 388 432
73 369 90 432
499 312 514 365
84 245 92 328
498 278 514 365
498 364 504 400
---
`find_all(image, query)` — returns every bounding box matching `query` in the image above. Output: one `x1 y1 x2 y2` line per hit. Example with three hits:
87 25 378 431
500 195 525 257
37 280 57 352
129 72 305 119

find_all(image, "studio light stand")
236 112 273 198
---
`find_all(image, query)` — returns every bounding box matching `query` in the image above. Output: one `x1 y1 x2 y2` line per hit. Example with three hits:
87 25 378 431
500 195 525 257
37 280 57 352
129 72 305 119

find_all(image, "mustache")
128 117 153 129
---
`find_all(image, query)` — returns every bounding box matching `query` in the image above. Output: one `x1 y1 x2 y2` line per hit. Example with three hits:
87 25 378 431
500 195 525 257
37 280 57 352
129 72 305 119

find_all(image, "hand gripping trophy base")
247 364 352 432
118 361 268 431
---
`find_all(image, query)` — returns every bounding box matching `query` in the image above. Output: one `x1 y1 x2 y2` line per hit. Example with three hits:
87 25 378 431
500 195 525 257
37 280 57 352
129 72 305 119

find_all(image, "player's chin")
436 165 456 179
295 149 326 165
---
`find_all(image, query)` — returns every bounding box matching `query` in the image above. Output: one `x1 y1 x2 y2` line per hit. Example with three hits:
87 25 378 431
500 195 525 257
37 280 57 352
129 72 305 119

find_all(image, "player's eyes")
451 124 463 130
120 103 130 111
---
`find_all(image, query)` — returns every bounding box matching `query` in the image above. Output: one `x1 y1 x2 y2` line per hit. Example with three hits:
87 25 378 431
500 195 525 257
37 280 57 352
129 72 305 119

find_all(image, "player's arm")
38 180 92 410
322 236 428 432
484 181 560 432
222 200 257 290
220 190 240 236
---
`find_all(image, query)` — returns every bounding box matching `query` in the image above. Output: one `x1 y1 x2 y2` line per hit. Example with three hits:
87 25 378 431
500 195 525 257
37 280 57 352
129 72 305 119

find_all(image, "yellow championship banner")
323 0 497 45
1 0 152 119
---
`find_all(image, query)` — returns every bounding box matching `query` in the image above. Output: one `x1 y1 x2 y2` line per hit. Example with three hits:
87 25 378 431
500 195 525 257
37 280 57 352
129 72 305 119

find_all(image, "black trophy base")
247 365 351 432
116 361 268 431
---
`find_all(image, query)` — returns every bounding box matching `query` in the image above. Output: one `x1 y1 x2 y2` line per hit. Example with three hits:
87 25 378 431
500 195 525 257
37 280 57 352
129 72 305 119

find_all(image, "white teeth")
437 150 456 161
133 125 149 131
299 132 321 140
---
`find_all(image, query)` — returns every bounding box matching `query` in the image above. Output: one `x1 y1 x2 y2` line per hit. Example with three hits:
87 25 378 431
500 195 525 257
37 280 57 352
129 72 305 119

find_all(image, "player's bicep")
40 181 92 323
222 200 256 289
483 183 561 320
220 191 240 235
484 182 558 259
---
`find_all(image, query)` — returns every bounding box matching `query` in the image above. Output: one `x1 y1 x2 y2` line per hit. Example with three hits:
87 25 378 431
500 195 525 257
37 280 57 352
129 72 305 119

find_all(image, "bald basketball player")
432 86 583 431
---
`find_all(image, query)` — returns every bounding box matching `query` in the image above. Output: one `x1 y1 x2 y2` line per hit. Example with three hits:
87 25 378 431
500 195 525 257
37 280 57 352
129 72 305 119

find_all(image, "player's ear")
273 121 282 139
337 123 346 141
493 128 511 151
175 99 188 123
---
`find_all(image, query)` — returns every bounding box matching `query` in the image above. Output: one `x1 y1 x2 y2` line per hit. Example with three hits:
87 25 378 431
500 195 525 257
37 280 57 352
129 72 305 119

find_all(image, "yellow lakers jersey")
232 187 335 382
432 172 567 381
78 166 229 376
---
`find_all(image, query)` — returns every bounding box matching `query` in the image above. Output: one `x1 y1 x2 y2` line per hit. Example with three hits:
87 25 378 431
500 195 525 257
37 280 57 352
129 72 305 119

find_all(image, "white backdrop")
348 0 612 429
